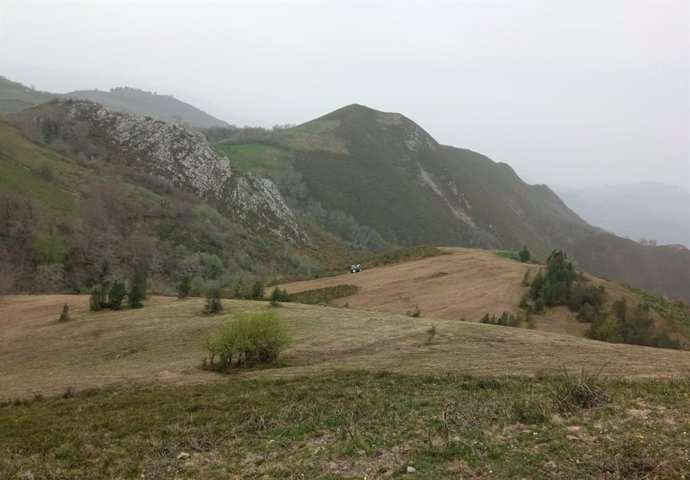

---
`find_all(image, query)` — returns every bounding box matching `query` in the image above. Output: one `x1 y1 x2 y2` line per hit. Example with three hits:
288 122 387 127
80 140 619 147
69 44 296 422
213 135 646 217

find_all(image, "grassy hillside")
278 247 690 345
66 87 229 128
210 104 690 303
1 294 690 478
0 76 57 114
215 142 290 175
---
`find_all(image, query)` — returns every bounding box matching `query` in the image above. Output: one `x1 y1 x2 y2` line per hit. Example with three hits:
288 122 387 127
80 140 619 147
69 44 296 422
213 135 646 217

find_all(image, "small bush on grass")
203 286 223 314
89 285 107 311
177 275 191 299
251 280 265 300
270 287 290 306
58 303 70 322
204 310 291 370
407 304 422 318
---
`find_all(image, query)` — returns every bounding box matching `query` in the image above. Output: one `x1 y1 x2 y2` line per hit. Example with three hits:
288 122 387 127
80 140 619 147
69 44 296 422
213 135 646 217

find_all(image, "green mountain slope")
0 102 311 293
213 104 690 302
66 87 229 128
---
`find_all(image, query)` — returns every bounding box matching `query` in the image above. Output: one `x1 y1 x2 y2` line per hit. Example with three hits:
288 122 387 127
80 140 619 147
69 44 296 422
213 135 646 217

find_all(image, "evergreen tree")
107 280 127 310
177 275 191 299
127 270 147 309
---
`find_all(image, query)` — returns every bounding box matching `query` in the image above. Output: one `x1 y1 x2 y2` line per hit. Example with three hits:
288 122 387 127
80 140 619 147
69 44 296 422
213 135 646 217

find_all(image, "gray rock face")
65 101 306 244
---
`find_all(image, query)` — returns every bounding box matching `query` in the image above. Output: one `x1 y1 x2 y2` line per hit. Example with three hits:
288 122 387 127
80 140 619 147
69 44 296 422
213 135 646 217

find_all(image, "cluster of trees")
195 283 290 314
481 311 524 327
0 166 312 295
523 249 680 349
89 264 148 311
525 250 606 319
587 298 680 349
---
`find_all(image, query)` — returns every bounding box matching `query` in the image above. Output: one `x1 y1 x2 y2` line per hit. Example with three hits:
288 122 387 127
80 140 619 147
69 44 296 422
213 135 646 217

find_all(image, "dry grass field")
2 253 690 479
2 292 690 401
278 247 643 337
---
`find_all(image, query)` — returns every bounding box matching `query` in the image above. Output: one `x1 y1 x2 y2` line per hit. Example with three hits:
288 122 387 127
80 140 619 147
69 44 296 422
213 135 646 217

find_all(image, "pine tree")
127 270 147 309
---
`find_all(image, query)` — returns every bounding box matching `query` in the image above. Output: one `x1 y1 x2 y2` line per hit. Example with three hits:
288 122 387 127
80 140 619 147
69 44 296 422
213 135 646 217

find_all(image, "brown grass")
1 293 690 400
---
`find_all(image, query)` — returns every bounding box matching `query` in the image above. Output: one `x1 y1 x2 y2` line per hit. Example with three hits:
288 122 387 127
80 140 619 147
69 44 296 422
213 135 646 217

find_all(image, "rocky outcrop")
17 100 306 244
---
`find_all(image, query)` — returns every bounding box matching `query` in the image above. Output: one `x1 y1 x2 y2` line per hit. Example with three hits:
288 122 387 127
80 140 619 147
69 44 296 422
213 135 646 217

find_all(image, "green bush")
270 287 290 305
89 285 106 311
205 310 291 370
251 280 265 300
568 283 606 313
204 286 223 314
177 275 191 299
107 280 127 310
518 246 531 263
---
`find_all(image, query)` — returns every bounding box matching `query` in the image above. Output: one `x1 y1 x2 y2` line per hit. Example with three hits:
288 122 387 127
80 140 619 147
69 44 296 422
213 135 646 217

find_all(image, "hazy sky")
1 0 688 190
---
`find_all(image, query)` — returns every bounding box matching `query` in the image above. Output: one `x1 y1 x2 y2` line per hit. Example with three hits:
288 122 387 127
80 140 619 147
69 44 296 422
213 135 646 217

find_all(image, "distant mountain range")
554 183 690 248
0 76 57 114
0 75 230 129
65 87 230 129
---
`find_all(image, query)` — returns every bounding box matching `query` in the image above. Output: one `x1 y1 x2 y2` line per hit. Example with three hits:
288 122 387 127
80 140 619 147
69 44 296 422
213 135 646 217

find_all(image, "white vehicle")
350 263 362 273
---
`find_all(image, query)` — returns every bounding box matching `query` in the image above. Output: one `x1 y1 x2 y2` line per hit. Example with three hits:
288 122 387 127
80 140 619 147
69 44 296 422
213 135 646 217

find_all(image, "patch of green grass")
496 250 521 261
495 250 539 264
1 371 688 479
289 284 359 305
0 123 84 216
215 143 289 174
0 159 75 216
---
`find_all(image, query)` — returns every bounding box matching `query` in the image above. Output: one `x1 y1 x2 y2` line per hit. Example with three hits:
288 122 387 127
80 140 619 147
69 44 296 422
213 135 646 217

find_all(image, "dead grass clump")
553 366 611 414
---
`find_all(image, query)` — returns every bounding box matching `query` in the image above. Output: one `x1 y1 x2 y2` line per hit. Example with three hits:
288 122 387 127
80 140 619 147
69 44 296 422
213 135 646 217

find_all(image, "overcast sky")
1 0 688 190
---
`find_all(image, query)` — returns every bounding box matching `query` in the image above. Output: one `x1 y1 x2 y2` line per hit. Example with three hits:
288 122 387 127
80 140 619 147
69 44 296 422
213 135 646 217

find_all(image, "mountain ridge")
65 87 230 129
217 103 690 302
